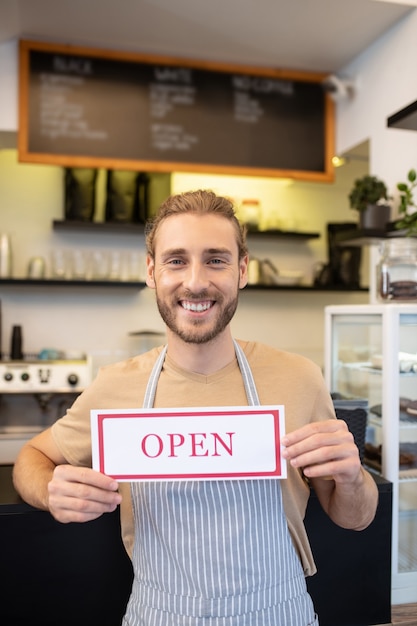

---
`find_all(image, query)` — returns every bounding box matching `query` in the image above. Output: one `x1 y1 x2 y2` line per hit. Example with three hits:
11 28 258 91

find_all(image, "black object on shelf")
10 325 23 360
105 170 150 224
64 168 97 221
314 223 362 289
387 99 417 131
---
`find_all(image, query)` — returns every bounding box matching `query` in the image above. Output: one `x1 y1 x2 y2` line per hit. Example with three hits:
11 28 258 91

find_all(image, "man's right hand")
48 464 122 523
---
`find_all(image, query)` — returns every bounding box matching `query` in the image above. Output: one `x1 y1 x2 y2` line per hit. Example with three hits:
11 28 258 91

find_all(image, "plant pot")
359 203 391 230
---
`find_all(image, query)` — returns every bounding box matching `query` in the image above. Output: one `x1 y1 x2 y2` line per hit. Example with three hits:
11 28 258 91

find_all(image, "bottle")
0 233 12 278
10 325 23 360
377 238 417 301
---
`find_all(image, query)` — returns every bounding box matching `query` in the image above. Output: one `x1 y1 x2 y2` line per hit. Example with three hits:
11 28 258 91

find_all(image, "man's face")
146 213 248 344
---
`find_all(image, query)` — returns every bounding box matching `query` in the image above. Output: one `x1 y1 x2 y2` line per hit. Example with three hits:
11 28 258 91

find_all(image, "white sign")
91 405 286 481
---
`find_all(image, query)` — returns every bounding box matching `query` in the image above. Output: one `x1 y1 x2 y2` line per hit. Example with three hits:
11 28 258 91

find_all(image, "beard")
155 288 239 344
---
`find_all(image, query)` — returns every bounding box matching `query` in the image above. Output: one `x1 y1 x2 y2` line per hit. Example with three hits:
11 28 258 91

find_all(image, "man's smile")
180 300 214 312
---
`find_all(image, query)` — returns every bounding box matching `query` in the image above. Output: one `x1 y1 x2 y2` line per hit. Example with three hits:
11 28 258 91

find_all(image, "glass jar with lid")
240 199 261 232
377 237 417 301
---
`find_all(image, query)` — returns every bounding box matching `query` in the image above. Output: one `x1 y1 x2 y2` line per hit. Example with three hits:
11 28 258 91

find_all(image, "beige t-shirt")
51 340 336 576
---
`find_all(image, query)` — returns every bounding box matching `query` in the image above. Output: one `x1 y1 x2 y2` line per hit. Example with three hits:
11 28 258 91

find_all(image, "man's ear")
239 254 249 289
146 255 155 289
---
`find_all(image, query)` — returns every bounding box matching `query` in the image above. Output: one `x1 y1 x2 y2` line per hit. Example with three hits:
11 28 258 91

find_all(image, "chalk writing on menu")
39 56 108 143
149 66 198 152
23 42 331 177
232 74 294 124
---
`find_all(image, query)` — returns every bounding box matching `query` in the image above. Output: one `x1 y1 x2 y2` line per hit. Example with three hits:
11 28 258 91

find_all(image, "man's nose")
183 262 208 290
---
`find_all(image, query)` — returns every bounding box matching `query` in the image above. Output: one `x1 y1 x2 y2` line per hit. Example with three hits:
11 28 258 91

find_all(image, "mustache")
179 289 211 299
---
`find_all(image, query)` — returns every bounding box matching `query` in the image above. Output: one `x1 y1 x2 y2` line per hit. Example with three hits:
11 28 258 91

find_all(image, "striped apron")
122 341 318 626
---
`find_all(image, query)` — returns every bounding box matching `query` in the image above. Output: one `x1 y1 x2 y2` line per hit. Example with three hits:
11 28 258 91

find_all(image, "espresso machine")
0 357 92 464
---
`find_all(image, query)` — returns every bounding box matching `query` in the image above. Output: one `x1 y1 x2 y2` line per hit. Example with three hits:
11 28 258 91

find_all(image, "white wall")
334 8 417 303
0 40 18 131
336 9 417 198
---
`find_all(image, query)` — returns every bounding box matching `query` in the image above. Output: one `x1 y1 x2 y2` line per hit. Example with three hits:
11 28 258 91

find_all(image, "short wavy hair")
145 189 248 260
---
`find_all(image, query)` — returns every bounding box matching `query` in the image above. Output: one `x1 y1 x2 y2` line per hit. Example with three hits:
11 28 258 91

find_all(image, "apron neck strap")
143 340 259 409
232 340 260 406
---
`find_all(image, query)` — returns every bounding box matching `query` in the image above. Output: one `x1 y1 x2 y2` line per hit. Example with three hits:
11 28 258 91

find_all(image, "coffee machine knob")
4 372 13 382
67 373 79 386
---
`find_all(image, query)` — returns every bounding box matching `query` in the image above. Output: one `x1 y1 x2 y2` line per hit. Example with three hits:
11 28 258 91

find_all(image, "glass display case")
324 304 417 604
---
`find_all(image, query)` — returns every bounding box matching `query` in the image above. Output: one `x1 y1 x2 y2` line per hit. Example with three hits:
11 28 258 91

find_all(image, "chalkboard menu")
18 40 334 181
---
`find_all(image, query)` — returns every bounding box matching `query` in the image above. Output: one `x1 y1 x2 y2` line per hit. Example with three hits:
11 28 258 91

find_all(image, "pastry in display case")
324 303 417 604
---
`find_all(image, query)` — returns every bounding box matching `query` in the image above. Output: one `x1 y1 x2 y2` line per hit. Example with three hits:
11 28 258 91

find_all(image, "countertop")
0 463 37 514
0 463 391 514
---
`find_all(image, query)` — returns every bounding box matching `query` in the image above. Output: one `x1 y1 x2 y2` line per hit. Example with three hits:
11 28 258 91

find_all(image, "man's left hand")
281 419 360 484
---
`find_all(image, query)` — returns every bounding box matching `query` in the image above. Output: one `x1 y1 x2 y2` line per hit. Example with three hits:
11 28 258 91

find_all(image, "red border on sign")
95 408 282 480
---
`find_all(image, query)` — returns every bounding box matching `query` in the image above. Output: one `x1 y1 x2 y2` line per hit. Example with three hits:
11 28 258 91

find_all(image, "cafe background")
1 3 417 621
0 3 417 372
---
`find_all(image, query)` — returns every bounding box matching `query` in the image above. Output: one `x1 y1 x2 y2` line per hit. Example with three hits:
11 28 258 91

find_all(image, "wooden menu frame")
18 39 335 181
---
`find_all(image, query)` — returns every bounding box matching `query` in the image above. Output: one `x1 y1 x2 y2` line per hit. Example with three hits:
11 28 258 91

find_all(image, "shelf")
53 220 320 240
387 99 417 132
0 278 146 289
0 279 367 293
368 414 417 429
246 229 320 240
340 362 417 375
53 220 145 234
244 284 368 292
335 225 417 246
399 470 417 481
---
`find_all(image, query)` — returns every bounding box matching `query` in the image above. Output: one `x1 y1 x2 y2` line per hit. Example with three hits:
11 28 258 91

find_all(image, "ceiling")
0 0 415 74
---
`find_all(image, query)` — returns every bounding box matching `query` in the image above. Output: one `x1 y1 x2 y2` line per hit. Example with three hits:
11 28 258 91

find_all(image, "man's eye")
209 258 223 265
169 259 184 265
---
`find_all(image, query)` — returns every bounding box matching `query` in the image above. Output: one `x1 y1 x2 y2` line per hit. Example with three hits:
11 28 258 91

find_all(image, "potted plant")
348 174 391 229
394 168 417 236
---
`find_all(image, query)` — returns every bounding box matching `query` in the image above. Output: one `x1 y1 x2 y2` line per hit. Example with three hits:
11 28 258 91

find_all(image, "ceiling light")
332 155 347 168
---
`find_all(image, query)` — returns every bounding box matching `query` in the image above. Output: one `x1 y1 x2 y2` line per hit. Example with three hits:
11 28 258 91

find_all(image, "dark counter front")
0 466 391 626
0 465 133 626
305 473 392 626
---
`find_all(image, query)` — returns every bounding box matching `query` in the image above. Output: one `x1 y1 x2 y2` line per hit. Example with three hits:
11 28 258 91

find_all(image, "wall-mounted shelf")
0 279 366 293
53 220 320 240
246 229 320 240
335 227 414 246
387 99 417 131
244 284 368 292
0 278 146 289
53 220 145 234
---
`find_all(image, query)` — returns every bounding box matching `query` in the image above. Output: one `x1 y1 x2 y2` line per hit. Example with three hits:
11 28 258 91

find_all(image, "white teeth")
182 301 211 312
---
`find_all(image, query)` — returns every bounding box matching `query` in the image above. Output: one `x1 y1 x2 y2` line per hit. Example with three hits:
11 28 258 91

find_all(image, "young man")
13 190 378 626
